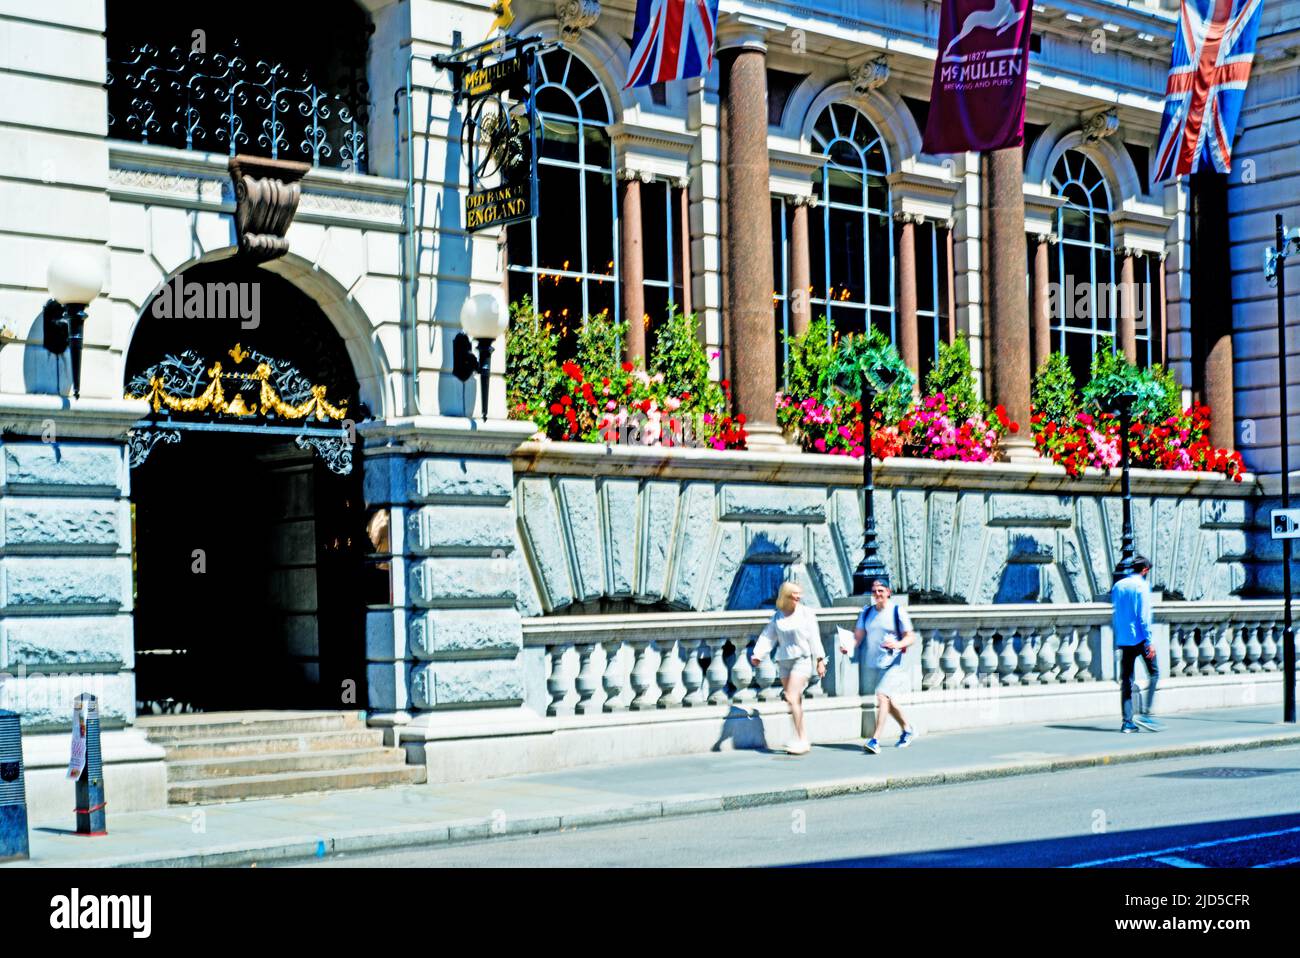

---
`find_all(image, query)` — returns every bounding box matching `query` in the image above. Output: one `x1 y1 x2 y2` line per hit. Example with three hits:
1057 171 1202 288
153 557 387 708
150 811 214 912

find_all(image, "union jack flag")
1154 0 1264 183
625 0 719 89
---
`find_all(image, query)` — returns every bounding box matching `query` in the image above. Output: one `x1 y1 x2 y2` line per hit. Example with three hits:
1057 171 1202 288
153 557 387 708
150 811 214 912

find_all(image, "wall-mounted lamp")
43 251 106 399
452 292 509 422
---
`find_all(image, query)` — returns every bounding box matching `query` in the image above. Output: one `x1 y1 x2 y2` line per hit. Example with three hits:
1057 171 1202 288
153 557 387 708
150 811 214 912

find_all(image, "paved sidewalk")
6 705 1298 868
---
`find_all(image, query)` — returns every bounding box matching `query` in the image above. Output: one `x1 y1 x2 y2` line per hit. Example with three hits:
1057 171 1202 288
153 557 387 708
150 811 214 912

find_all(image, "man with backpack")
854 576 918 753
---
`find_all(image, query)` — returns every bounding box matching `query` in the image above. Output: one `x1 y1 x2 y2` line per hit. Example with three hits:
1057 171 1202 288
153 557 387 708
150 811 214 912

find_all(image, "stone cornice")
359 416 539 457
107 141 406 231
511 439 1258 498
0 395 150 441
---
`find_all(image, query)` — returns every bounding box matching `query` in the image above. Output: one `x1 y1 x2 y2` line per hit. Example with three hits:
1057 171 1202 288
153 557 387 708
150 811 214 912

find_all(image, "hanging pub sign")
461 40 540 232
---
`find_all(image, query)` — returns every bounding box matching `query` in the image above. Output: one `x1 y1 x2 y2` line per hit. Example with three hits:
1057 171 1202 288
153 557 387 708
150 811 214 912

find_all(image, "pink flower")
814 438 827 453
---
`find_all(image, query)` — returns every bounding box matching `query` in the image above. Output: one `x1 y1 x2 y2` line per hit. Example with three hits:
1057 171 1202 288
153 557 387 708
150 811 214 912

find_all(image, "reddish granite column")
721 45 780 448
1206 332 1235 451
789 196 812 337
985 147 1033 455
1032 232 1052 372
896 212 920 394
676 179 692 317
1119 247 1138 364
619 169 646 361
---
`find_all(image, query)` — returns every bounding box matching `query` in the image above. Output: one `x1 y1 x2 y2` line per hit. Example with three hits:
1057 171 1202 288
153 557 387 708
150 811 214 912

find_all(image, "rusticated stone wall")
0 439 136 729
512 472 1252 614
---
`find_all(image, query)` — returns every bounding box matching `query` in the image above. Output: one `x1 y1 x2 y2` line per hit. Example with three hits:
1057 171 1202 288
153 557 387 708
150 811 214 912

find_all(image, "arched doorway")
126 260 372 713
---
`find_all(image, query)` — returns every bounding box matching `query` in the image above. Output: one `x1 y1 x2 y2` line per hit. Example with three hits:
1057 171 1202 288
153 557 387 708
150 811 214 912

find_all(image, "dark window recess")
1125 142 1151 194
1030 32 1042 54
650 82 668 106
766 68 806 127
903 96 930 137
1023 122 1048 166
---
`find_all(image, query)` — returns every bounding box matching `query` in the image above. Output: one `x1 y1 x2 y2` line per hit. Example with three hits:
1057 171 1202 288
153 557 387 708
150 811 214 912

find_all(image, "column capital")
893 210 925 226
1120 245 1145 259
673 175 690 190
716 12 784 52
616 167 655 184
790 193 819 209
1037 231 1060 245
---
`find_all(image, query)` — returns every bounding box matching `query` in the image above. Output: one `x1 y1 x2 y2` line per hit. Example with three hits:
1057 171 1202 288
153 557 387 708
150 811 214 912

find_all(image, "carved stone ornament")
228 155 311 263
851 56 889 95
1083 108 1119 141
556 0 601 41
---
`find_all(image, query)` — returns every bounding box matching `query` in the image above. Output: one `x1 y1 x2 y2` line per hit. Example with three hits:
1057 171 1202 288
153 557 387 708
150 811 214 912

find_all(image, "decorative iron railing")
106 42 369 172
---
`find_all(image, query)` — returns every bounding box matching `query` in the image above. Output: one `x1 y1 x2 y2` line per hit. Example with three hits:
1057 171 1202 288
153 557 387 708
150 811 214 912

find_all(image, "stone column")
1119 247 1138 364
720 37 782 450
1032 232 1054 372
896 212 921 393
1205 329 1235 451
984 147 1033 457
1158 253 1168 366
789 196 814 338
945 221 957 344
618 169 647 361
676 178 692 317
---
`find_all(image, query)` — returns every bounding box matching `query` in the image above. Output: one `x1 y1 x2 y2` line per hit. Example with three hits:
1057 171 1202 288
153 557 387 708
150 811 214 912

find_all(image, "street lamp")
1265 213 1300 724
1104 388 1140 583
452 292 509 422
833 360 899 595
43 250 106 399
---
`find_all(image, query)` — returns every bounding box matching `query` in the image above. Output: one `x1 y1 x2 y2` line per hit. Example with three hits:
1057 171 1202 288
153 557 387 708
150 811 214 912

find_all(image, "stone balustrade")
522 601 1292 718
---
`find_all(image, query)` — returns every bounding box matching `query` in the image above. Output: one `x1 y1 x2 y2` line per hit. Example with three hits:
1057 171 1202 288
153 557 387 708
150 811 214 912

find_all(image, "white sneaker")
786 739 811 755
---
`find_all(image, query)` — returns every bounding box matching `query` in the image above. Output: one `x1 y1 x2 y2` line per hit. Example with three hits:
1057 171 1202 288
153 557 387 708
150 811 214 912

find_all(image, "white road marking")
1252 855 1300 868
1153 855 1207 868
1066 824 1300 868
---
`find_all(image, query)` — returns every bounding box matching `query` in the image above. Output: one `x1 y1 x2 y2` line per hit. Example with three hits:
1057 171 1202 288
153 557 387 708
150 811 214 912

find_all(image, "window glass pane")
506 221 533 270
916 222 936 314
868 214 892 309
830 303 868 342
538 281 584 344
582 125 610 168
537 165 582 271
827 207 866 303
585 170 615 277
866 174 889 215
829 140 860 169
537 86 578 120
507 270 534 310
1061 208 1090 242
644 285 668 351
642 181 669 283
587 278 615 325
1065 331 1093 386
771 197 786 300
827 165 862 207
1095 249 1114 334
539 116 579 163
775 301 788 389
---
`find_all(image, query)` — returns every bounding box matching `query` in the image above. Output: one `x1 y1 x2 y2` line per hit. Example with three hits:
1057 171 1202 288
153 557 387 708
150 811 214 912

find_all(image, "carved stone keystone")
556 0 600 41
851 56 889 95
228 155 311 263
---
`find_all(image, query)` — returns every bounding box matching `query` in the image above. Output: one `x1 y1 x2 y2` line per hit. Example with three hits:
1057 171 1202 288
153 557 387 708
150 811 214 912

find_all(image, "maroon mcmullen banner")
922 0 1035 154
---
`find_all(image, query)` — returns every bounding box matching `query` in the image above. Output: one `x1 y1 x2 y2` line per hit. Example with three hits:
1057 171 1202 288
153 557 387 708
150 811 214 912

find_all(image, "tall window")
914 219 950 380
506 50 616 337
772 197 793 387
641 179 685 355
1049 150 1116 385
809 103 894 342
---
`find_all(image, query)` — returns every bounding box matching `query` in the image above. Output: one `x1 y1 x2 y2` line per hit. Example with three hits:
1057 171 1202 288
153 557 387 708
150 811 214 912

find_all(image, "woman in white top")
750 581 827 755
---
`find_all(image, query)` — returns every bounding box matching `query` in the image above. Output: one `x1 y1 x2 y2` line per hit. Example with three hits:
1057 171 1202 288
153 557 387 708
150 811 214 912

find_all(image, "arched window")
809 103 894 342
1050 150 1117 385
506 49 616 338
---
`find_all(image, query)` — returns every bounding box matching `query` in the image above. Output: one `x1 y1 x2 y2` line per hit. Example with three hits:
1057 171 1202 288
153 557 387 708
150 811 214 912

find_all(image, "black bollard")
71 694 106 836
0 709 29 861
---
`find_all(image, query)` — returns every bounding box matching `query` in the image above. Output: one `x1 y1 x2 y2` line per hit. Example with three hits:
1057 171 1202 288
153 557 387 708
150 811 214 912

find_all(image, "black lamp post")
1265 213 1299 724
43 251 106 400
1105 388 1140 583
452 292 509 421
834 361 899 595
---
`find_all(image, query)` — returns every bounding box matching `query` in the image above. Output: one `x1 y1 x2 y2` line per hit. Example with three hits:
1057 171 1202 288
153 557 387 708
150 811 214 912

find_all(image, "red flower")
562 361 583 382
621 361 634 373
560 395 572 406
549 403 562 415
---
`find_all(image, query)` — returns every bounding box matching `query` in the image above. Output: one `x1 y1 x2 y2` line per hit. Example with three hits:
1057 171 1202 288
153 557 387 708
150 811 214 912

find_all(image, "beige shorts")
778 657 814 681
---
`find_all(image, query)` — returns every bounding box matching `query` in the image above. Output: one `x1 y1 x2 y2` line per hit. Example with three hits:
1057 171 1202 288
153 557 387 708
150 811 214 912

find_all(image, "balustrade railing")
522 601 1290 719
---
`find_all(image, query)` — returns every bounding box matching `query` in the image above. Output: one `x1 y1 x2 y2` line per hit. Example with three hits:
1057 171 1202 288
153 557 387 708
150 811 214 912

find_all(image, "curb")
25 730 1300 869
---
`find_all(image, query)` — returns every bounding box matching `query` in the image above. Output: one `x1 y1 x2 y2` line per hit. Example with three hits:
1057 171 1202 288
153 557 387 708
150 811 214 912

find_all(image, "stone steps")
166 747 409 782
167 765 427 805
139 711 424 805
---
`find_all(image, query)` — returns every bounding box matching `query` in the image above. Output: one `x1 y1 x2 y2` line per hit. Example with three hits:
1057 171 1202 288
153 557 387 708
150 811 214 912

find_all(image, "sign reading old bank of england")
445 36 545 232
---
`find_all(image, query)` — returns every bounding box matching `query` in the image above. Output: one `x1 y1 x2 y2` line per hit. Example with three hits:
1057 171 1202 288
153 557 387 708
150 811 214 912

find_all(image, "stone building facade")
0 0 1294 814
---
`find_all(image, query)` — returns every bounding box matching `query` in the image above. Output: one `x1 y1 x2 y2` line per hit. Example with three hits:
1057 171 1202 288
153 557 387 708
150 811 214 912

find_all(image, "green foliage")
505 297 558 425
783 317 836 402
825 325 915 425
1080 336 1184 423
1031 351 1079 426
574 309 624 385
925 335 982 423
650 304 720 406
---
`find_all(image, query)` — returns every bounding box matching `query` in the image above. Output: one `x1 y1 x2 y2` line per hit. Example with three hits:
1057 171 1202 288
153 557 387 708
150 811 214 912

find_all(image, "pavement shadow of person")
711 705 769 752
